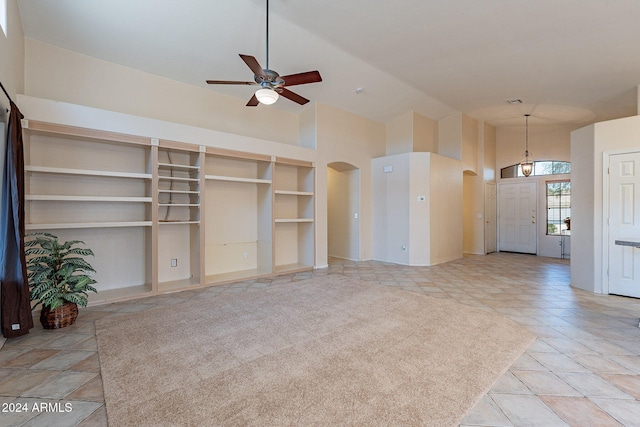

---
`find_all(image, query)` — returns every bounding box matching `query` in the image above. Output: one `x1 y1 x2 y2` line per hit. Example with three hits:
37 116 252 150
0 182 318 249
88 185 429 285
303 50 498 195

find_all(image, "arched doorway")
327 162 360 260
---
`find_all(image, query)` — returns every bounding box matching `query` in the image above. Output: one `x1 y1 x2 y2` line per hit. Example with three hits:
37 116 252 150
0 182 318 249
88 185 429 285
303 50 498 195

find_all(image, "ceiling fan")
206 0 322 107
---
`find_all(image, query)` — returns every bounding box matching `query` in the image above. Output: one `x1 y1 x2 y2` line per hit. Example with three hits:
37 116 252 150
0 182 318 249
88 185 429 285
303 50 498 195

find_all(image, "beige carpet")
96 276 535 426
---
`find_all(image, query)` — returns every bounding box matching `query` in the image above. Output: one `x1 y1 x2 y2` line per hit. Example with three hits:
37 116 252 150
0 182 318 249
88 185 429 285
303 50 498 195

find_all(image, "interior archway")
327 162 360 261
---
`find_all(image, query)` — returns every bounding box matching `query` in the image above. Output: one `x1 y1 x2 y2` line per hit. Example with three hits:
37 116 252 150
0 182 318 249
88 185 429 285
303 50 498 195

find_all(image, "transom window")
501 161 571 178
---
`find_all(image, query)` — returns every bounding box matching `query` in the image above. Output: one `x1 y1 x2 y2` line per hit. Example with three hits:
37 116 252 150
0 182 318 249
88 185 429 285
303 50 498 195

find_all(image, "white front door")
485 183 497 253
608 152 640 298
498 182 537 254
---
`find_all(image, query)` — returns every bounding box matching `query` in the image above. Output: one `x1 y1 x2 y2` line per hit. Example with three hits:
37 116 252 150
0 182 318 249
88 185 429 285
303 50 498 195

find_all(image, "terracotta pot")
40 301 78 329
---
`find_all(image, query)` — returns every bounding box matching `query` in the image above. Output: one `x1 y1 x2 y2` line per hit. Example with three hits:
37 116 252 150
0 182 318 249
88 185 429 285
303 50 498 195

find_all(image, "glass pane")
553 161 572 174
536 161 554 176
546 180 571 235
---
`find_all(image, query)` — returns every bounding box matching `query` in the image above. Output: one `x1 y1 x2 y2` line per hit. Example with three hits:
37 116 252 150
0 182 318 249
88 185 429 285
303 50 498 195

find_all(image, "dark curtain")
0 101 33 338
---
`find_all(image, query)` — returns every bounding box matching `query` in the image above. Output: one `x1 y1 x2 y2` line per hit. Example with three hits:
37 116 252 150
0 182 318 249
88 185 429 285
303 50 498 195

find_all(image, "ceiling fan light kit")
206 0 322 107
255 88 279 105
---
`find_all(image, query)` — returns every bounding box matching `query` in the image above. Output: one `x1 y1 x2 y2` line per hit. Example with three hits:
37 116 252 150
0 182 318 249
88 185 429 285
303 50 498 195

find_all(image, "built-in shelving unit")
22 120 315 305
273 158 315 273
156 141 203 292
22 121 155 304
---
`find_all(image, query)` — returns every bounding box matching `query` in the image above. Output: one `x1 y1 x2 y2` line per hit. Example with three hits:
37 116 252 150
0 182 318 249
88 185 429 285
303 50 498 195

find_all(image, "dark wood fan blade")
206 80 256 85
280 71 322 87
280 88 309 105
239 54 267 78
246 94 259 107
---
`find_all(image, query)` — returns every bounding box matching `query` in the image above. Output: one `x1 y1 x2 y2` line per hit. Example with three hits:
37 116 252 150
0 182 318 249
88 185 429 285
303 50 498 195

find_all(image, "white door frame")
602 149 640 295
497 180 538 254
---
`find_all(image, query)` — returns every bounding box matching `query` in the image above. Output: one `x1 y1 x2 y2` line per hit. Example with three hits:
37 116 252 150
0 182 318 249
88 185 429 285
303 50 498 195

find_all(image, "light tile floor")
1 253 639 426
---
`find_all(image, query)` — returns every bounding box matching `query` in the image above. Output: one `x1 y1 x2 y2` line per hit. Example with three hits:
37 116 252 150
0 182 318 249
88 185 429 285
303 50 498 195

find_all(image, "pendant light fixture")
520 114 534 177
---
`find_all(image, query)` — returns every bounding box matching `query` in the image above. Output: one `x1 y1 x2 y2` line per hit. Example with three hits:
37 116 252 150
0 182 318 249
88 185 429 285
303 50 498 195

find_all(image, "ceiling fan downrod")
265 0 270 71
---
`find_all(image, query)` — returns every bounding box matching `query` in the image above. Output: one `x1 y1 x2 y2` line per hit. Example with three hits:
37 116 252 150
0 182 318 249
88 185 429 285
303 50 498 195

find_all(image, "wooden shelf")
275 218 314 223
275 190 313 196
158 162 200 170
158 203 200 207
158 220 200 225
27 195 152 203
158 277 201 293
274 263 314 274
204 267 273 285
26 221 152 230
205 174 271 184
87 283 154 306
158 176 200 182
25 165 151 179
159 189 199 194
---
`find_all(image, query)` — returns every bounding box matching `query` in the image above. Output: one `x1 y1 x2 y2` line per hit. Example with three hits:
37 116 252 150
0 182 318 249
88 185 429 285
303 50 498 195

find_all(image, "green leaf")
25 248 52 256
60 258 96 272
64 248 95 257
62 293 88 307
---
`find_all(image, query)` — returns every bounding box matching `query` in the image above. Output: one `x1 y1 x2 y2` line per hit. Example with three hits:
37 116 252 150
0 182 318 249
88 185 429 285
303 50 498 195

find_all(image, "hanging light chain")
525 114 530 157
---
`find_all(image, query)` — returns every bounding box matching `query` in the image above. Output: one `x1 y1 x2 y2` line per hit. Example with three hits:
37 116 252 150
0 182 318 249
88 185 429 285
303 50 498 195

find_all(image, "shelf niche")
273 159 315 273
156 143 203 292
204 150 273 284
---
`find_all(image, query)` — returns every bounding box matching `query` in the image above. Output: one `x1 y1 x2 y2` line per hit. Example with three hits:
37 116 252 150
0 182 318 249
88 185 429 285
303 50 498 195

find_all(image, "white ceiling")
16 0 640 128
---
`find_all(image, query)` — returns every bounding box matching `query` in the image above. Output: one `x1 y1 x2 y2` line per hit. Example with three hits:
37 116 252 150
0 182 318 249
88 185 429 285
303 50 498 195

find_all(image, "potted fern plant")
25 232 98 329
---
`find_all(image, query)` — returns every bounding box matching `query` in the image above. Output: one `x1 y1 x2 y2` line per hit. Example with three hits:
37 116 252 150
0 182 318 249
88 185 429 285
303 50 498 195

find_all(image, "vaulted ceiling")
16 0 640 128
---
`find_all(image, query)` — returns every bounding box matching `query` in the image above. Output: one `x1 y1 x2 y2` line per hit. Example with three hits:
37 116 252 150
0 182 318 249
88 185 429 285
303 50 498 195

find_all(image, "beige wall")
385 111 438 155
23 39 301 146
438 113 462 160
372 152 462 266
316 103 386 263
461 114 478 173
459 120 496 255
413 112 438 153
428 153 463 264
571 115 640 293
372 153 412 264
386 111 414 155
484 123 496 182
463 172 483 254
496 125 573 171
327 165 360 260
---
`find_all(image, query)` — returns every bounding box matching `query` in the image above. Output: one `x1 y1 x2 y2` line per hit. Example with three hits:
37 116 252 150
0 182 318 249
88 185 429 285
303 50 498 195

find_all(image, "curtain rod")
0 80 14 112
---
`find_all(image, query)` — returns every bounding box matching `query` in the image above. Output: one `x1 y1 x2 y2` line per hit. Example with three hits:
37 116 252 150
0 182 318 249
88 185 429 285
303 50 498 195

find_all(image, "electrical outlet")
243 252 248 259
171 259 178 267
402 245 407 252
